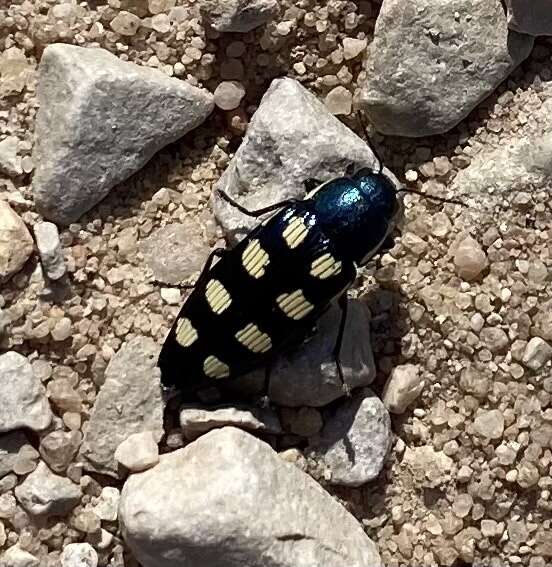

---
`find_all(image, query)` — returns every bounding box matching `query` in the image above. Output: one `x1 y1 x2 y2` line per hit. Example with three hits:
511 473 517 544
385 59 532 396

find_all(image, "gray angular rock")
0 431 28 478
180 405 282 440
0 352 53 433
506 0 552 36
120 427 382 567
0 202 34 282
200 0 279 32
254 299 375 407
33 44 214 224
360 0 533 137
78 337 164 478
308 389 392 487
15 461 81 516
0 136 22 177
212 77 384 241
33 222 66 280
140 219 210 285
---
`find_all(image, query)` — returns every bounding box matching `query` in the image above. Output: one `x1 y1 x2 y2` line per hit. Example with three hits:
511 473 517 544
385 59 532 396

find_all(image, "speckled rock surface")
78 337 164 478
120 427 382 567
33 43 214 224
200 0 279 32
360 0 533 136
308 389 392 486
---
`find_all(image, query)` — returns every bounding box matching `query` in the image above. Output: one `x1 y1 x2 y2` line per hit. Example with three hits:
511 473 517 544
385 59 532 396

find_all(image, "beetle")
158 155 461 398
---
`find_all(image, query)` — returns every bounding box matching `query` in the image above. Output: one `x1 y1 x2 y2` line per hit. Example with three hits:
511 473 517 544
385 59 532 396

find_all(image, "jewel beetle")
158 155 461 397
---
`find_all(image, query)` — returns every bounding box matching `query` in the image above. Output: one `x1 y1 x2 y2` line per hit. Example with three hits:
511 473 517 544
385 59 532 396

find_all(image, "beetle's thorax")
310 169 400 265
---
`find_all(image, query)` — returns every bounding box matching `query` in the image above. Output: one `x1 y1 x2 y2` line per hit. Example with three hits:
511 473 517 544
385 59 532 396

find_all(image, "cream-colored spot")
310 253 342 279
276 289 314 320
242 239 270 279
282 216 309 249
235 323 272 353
205 279 232 314
203 355 230 379
174 317 198 347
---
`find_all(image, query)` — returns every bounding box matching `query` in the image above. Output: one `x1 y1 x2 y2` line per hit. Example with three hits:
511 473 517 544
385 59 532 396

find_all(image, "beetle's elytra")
158 166 402 396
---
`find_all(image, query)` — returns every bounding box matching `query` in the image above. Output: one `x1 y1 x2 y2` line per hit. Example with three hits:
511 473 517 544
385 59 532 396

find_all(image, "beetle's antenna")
354 110 383 174
398 187 467 207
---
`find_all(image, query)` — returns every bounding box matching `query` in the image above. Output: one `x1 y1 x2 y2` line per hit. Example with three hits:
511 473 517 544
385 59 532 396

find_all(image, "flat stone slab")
78 337 164 478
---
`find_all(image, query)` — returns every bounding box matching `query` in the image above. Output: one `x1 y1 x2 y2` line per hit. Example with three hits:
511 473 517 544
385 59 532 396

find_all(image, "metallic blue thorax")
310 168 400 265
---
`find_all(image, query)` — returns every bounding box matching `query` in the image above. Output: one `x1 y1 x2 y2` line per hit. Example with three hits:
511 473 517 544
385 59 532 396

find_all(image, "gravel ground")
1 1 552 566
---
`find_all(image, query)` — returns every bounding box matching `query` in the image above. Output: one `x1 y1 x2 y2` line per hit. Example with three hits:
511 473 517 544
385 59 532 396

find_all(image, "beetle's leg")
304 178 322 193
258 362 273 408
333 293 351 396
217 189 299 218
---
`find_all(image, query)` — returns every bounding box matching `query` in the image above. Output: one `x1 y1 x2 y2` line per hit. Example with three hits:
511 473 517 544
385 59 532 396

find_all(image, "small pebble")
383 364 424 414
110 11 141 36
325 86 352 115
114 431 159 472
342 37 367 60
522 337 552 370
213 81 246 111
454 236 488 281
473 409 504 440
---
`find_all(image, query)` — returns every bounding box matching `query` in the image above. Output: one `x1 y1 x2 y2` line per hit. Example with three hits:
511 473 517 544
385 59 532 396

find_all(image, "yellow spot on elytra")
310 253 342 279
205 279 232 314
276 289 314 320
235 323 272 353
282 216 309 249
174 317 198 347
242 239 270 279
203 355 230 379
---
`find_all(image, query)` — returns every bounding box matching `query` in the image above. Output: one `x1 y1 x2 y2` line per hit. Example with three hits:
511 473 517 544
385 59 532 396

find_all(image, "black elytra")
158 166 402 396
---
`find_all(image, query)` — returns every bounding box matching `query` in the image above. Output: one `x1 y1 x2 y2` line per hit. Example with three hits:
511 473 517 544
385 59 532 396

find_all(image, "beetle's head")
350 167 402 266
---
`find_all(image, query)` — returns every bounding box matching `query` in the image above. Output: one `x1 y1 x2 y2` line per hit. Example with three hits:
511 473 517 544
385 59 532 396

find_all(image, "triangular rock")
32 44 213 224
212 78 385 241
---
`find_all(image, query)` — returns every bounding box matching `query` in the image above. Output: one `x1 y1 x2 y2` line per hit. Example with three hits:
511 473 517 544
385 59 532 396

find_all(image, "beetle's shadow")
316 280 412 527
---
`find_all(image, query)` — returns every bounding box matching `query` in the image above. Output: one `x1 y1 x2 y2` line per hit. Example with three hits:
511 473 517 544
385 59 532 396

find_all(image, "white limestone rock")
120 427 382 567
212 77 386 242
